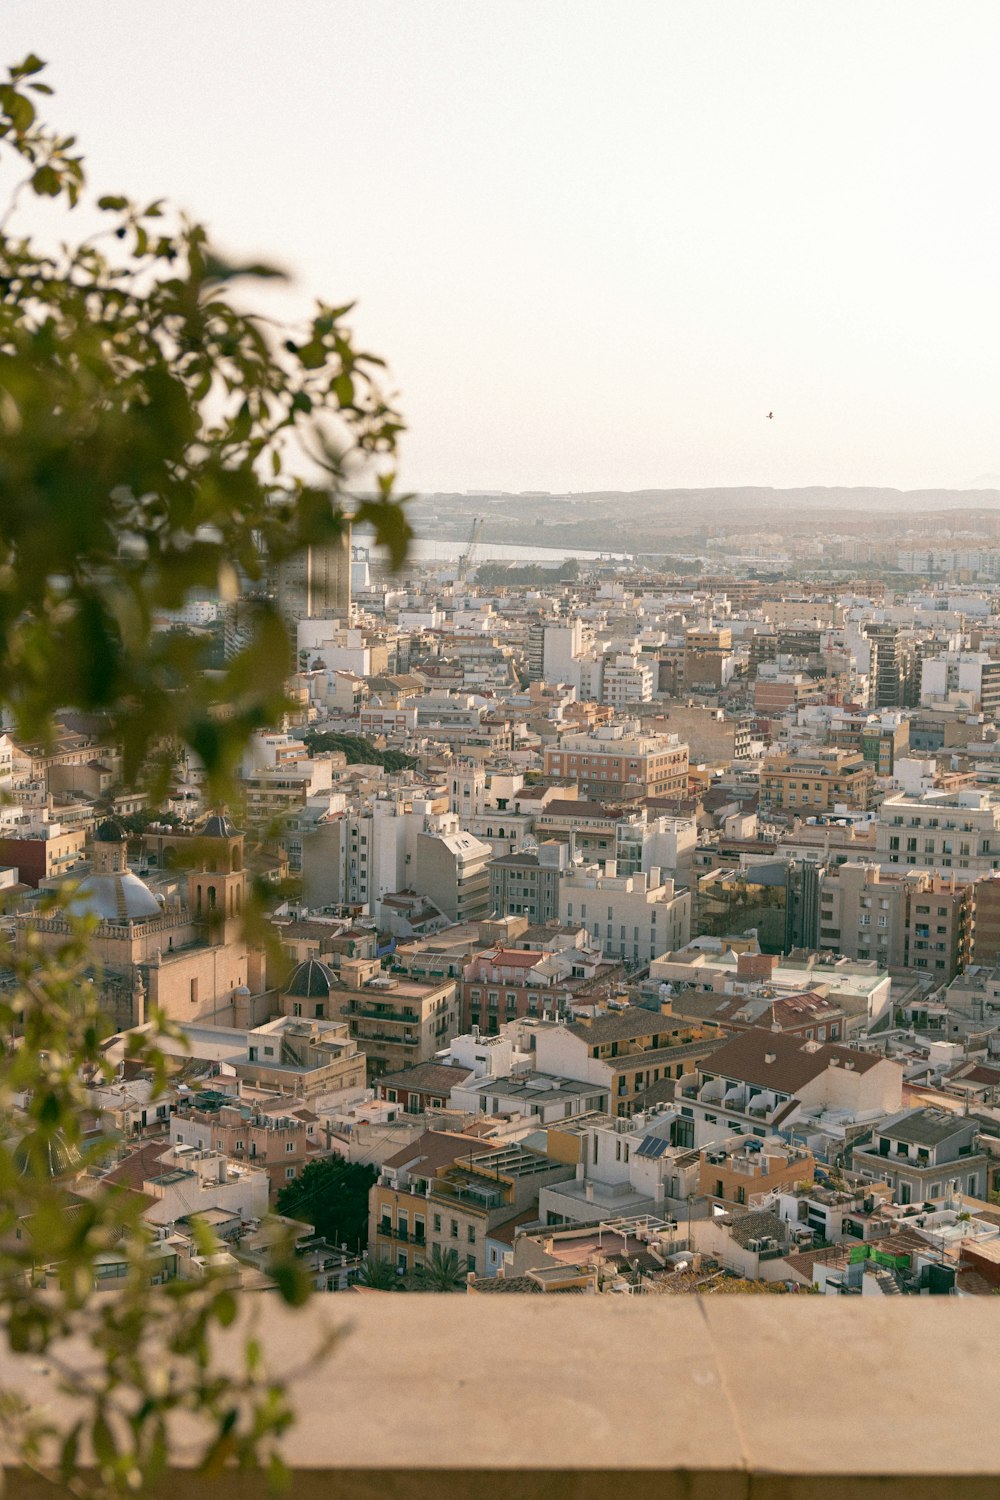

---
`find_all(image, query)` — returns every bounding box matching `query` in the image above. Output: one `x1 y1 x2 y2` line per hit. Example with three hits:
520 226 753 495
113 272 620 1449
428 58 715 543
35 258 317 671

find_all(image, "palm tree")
357 1256 403 1291
413 1246 469 1292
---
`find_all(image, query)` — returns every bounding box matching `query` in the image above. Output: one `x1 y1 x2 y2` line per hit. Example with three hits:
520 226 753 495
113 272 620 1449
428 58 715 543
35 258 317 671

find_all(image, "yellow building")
760 750 875 814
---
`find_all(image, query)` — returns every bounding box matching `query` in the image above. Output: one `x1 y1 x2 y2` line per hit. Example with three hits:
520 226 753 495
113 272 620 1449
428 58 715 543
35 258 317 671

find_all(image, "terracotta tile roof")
377 1062 473 1095
701 1027 885 1093
487 1208 540 1246
540 800 620 819
381 1130 483 1173
473 948 545 968
566 1006 665 1044
102 1142 171 1192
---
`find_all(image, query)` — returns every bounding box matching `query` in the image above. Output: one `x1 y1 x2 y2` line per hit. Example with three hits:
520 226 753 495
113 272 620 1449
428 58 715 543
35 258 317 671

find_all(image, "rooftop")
703 1029 886 1093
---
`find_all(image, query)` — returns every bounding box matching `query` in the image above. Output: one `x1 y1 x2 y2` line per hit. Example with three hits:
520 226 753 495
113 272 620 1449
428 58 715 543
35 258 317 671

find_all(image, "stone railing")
2 1296 999 1496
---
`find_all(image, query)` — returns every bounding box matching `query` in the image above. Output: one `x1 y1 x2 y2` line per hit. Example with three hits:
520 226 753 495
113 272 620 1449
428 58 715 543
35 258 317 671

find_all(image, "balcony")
3 1298 999 1496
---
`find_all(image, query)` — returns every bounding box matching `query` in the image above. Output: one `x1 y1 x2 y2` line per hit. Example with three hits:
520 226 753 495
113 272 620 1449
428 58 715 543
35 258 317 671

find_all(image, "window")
451 1219 459 1239
467 1226 476 1245
433 1214 441 1234
285 1141 295 1153
285 1166 296 1180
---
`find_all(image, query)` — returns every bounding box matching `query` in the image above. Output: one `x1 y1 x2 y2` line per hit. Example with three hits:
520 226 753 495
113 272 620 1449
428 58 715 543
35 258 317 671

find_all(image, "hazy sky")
5 2 1000 494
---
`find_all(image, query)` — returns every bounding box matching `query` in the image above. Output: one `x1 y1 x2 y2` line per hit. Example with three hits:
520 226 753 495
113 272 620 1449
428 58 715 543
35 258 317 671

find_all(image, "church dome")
14 1129 82 1180
95 818 127 843
73 870 163 923
285 958 336 998
200 813 239 839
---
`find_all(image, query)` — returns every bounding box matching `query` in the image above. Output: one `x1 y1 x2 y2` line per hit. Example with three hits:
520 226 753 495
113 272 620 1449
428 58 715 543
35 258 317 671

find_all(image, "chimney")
764 1050 777 1064
584 1182 595 1203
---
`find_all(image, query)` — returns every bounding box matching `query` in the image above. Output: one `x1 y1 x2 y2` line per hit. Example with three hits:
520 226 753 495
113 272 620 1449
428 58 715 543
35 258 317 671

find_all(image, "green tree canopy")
275 1158 376 1252
303 729 417 775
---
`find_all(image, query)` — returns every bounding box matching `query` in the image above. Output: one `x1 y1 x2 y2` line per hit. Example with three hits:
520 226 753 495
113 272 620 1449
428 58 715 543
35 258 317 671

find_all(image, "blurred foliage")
0 55 410 1494
0 55 411 805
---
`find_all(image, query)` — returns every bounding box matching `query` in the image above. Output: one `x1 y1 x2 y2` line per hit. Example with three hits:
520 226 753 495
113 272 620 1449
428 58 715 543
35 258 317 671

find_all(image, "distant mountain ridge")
419 486 1000 514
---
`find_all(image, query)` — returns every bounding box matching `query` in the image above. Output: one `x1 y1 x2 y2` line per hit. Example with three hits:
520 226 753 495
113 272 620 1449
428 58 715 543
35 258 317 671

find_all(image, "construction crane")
457 515 484 582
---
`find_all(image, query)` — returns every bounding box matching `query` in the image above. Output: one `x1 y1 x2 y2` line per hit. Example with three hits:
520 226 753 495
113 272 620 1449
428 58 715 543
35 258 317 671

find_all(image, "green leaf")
267 1453 292 1494
272 1260 310 1307
58 1420 83 1483
97 193 128 211
30 164 61 197
213 1289 238 1327
92 1412 117 1468
332 372 355 407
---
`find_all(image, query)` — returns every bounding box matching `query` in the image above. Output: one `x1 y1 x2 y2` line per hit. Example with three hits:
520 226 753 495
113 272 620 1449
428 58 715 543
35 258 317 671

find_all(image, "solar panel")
636 1134 669 1159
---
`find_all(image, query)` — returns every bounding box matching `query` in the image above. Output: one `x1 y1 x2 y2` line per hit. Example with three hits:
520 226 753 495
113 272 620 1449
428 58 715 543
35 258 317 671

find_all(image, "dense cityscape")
4 5 1000 1492
7 510 1000 1300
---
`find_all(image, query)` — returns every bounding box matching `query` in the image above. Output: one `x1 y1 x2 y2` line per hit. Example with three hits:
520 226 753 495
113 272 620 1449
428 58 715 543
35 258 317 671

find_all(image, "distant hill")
419 486 1000 513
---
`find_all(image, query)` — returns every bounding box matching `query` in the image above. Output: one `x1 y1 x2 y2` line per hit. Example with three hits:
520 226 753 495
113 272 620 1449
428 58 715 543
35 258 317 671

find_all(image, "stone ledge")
3 1296 999 1497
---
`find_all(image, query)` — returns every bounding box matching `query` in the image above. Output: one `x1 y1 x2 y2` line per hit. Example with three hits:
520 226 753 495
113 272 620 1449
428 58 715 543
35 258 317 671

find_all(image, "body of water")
407 538 630 564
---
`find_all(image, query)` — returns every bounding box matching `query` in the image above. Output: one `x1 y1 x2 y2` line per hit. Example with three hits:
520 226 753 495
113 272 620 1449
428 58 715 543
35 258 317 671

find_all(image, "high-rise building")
270 525 352 634
863 622 921 710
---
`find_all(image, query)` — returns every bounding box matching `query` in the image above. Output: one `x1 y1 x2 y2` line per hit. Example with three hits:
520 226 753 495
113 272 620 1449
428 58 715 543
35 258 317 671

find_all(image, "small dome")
200 813 239 840
95 818 127 843
73 871 163 923
285 958 336 998
15 1129 82 1180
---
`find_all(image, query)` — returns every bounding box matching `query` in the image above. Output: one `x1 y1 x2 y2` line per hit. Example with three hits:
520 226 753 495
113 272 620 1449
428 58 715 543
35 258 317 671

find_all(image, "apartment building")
369 1131 575 1277
698 1136 815 1212
650 706 754 767
543 721 689 802
558 863 691 966
876 789 1000 877
0 822 86 886
818 863 972 979
489 841 567 925
863 622 922 710
760 749 876 814
460 940 607 1033
602 653 654 709
533 1007 726 1119
921 651 1000 717
279 957 459 1081
170 1098 322 1196
853 1107 988 1204
674 1027 903 1150
684 625 734 692
416 825 493 923
826 711 910 776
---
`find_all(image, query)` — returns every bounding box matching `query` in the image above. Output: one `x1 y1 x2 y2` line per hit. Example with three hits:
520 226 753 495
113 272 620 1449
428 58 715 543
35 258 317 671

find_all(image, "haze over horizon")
6 2 1000 497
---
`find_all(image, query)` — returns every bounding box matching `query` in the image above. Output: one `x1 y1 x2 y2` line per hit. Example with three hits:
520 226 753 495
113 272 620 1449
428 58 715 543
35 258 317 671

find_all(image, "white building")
602 652 654 709
876 789 1000 877
558 862 690 966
